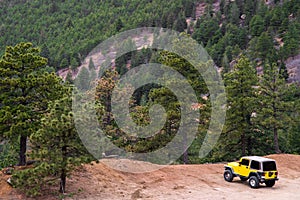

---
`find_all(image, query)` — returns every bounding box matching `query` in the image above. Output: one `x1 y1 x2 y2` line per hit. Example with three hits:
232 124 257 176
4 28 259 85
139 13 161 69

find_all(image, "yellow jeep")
223 156 279 188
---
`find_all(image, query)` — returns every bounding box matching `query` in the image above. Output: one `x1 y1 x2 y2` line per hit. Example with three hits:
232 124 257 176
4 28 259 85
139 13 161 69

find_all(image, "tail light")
262 172 266 176
275 172 278 176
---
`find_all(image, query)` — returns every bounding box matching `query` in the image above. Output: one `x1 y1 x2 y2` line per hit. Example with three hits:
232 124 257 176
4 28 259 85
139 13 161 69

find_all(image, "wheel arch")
224 166 237 176
249 172 259 178
224 166 233 172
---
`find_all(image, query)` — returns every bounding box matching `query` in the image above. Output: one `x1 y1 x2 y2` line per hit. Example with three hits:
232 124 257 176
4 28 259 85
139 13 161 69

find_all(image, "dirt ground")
1 154 300 200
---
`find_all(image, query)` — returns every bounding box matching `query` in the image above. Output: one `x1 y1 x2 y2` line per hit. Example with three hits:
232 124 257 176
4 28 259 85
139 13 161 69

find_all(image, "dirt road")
1 154 300 199
66 154 300 200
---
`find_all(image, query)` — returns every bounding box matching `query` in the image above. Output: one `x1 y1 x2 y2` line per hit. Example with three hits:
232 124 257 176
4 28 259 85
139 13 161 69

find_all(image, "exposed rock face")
286 54 300 84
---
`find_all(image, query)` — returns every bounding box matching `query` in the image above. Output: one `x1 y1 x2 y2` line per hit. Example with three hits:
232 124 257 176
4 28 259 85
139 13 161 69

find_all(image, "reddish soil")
1 154 300 200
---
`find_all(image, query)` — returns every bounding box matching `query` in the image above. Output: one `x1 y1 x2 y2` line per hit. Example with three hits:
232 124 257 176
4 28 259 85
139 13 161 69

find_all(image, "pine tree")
12 88 93 195
65 70 74 84
70 57 79 71
221 53 230 75
88 57 95 70
250 15 265 37
173 13 188 32
192 16 220 46
115 18 124 32
74 67 91 91
151 34 209 164
95 70 119 128
244 0 258 25
229 2 240 25
219 56 258 159
287 89 300 154
60 57 69 69
256 63 295 153
0 42 64 166
256 32 274 62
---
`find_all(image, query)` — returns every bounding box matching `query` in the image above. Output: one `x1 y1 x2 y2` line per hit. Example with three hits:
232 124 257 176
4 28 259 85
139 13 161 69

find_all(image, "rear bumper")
259 177 279 183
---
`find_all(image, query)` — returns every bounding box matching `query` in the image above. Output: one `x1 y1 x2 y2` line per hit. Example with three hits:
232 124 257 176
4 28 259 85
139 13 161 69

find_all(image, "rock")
131 189 143 199
6 177 12 186
3 167 14 175
285 53 300 84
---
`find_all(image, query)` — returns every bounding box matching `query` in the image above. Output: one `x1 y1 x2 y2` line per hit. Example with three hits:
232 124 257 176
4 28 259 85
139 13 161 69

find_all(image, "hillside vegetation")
0 0 300 198
0 0 192 69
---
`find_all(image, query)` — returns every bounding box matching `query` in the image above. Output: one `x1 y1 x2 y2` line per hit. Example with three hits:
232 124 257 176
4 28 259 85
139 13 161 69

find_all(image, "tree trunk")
247 137 252 156
183 150 188 164
18 135 27 166
274 127 281 154
183 133 188 164
59 169 66 194
241 132 246 156
272 95 281 154
60 144 67 193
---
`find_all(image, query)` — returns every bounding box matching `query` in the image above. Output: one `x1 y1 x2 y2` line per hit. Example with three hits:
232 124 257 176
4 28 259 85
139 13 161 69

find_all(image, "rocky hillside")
286 54 300 83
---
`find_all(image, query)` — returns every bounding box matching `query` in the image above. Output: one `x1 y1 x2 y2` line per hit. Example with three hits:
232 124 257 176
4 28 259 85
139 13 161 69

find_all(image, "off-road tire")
224 170 234 182
265 180 275 187
249 176 259 188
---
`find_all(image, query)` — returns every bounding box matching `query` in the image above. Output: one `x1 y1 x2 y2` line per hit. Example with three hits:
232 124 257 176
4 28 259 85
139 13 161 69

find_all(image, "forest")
0 0 300 197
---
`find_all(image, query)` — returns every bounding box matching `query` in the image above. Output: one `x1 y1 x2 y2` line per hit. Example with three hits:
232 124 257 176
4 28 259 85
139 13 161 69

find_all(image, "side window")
240 159 249 166
250 160 260 170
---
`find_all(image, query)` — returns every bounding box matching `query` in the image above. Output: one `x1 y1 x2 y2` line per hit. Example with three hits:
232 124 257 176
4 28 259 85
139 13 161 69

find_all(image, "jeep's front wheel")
249 176 259 188
224 170 233 182
265 180 275 187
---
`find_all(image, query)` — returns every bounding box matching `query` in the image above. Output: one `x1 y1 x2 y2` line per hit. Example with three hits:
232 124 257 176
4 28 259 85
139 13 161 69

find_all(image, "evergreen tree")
220 0 226 15
0 42 64 166
12 88 93 195
75 67 91 91
88 57 95 70
287 90 300 154
70 57 79 71
60 57 69 69
229 2 240 25
174 13 188 32
184 1 194 18
115 18 124 32
279 62 289 81
65 70 74 84
256 32 274 62
250 15 265 37
221 53 230 75
257 0 268 17
256 63 295 153
219 56 258 159
192 17 220 46
95 70 119 128
244 0 258 25
151 34 209 164
270 7 283 31
282 23 300 58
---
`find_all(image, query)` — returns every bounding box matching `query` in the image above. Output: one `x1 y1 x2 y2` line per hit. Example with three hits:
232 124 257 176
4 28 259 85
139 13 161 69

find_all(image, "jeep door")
238 158 250 177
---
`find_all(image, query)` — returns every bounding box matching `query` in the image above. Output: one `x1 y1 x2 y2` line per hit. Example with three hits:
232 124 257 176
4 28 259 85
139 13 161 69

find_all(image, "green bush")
0 141 18 170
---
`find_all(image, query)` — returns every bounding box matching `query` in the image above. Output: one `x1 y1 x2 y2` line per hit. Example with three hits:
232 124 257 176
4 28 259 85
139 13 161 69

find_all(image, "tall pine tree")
0 42 64 166
219 56 258 159
256 63 295 153
12 87 93 196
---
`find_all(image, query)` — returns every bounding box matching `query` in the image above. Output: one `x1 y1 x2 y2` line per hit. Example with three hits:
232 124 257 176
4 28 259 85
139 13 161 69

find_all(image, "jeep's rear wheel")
265 180 275 187
249 176 259 188
224 170 233 182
